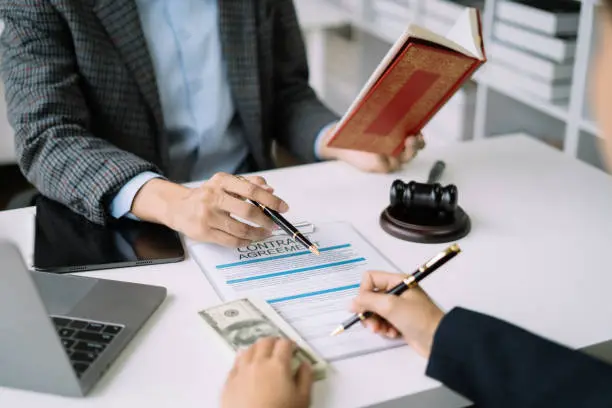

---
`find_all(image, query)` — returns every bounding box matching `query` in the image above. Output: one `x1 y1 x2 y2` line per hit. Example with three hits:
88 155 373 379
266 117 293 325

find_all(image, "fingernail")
279 201 289 212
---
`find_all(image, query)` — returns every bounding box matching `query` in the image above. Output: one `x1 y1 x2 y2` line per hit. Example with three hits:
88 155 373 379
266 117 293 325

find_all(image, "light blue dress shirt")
110 0 332 219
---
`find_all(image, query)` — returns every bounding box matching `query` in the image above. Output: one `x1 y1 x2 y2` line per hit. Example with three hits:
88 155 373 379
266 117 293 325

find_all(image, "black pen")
246 198 320 256
234 175 319 256
330 244 461 336
428 160 446 184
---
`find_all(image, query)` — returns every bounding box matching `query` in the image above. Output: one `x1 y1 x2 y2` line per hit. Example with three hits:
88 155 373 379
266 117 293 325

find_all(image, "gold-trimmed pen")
330 244 461 336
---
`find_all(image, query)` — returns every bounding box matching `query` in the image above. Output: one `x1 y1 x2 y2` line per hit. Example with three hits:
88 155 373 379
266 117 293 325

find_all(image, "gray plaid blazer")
0 0 338 224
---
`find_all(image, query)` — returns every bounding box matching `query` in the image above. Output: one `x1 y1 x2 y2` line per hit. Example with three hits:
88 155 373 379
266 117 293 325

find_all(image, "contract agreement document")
189 222 403 361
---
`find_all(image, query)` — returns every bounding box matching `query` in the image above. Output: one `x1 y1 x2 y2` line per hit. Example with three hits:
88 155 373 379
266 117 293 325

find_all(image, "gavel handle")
427 161 446 184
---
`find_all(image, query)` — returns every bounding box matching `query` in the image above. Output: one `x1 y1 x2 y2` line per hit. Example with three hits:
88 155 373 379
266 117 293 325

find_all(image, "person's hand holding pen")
350 271 445 358
332 245 457 356
132 172 287 247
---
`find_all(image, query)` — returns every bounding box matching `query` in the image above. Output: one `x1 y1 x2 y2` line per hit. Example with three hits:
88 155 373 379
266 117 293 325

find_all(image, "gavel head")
390 180 458 214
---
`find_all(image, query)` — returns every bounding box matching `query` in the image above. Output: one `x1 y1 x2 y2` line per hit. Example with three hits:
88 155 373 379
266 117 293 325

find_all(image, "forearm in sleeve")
426 307 612 407
271 0 339 164
0 1 160 224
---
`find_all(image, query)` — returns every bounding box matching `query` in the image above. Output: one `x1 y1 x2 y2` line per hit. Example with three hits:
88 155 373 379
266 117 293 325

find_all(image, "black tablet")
33 196 185 273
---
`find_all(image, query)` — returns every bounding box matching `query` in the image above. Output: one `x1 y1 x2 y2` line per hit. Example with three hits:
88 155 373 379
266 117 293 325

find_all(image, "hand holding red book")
326 8 487 156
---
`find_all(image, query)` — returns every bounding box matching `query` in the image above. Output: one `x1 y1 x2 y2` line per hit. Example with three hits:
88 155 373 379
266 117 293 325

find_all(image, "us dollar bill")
199 298 328 380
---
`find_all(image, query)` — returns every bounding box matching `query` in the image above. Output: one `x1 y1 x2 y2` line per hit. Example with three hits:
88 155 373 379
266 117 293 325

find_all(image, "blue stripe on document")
267 284 360 304
216 244 351 269
226 257 366 284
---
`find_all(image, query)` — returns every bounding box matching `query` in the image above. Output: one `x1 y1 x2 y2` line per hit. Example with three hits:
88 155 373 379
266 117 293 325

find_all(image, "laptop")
0 240 167 397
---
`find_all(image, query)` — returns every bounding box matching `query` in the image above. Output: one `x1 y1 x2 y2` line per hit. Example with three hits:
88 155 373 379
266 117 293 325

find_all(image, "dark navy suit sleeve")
426 307 612 408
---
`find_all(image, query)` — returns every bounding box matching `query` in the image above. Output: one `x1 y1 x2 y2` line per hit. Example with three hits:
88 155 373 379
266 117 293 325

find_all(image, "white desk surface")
2 135 612 408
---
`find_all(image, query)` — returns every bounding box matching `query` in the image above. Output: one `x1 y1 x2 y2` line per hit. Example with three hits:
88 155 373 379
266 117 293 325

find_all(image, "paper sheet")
189 222 404 361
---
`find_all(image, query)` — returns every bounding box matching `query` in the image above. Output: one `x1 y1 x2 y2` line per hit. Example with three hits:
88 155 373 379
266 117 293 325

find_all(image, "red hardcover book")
326 8 487 156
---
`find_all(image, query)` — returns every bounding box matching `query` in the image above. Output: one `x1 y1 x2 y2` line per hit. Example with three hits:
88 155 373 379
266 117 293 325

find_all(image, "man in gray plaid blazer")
0 0 423 247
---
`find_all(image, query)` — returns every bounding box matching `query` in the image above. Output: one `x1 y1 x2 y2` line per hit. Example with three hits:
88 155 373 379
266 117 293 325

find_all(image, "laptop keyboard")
52 316 124 378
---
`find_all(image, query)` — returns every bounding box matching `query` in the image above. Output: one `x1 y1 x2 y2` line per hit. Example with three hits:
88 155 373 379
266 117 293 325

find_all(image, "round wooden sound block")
380 206 471 244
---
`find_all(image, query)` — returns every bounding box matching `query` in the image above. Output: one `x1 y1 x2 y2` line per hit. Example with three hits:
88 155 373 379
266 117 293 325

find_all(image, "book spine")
327 33 485 156
404 10 486 148
408 58 483 140
326 42 426 153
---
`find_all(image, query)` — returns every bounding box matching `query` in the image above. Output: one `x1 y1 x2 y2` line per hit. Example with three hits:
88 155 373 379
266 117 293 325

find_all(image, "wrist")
419 312 444 358
317 126 342 161
131 178 190 227
318 144 340 161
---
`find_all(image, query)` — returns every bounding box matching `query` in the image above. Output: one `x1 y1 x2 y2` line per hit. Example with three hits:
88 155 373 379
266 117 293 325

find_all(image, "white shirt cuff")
109 171 163 220
314 121 337 161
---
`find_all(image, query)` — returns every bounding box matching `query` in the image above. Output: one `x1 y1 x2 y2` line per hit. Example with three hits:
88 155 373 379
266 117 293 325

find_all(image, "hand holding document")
190 221 404 361
199 298 328 380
